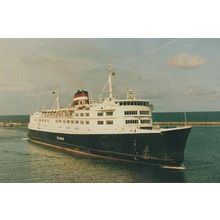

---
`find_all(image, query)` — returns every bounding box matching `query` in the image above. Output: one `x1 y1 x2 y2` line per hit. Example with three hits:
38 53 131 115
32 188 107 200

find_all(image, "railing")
2 121 220 128
153 121 220 126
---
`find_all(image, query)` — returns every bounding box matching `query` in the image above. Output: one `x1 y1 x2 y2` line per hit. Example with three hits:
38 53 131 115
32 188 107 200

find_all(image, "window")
97 121 104 125
59 120 61 123
80 113 84 117
75 120 79 124
86 121 89 125
75 113 79 117
63 120 66 123
141 120 150 124
106 112 113 116
67 120 70 123
71 120 74 124
140 111 150 115
140 102 149 106
124 111 138 115
97 112 103 116
80 121 84 124
125 120 139 124
106 120 113 125
86 113 89 117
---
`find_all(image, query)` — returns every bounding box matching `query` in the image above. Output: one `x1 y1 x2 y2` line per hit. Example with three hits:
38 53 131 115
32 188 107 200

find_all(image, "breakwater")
0 122 28 127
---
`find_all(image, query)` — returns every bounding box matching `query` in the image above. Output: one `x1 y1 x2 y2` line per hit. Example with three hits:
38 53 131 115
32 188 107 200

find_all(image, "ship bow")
161 126 191 165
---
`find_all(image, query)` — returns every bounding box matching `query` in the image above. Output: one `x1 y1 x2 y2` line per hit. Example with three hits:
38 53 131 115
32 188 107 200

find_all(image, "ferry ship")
28 65 191 169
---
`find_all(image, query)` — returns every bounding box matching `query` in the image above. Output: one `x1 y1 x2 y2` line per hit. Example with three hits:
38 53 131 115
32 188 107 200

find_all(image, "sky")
0 38 220 115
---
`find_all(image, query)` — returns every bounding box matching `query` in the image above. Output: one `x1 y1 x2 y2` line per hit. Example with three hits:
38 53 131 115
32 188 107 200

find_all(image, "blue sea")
0 112 220 183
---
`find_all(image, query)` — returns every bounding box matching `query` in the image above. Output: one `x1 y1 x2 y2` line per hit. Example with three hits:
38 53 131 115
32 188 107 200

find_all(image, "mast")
56 88 60 110
108 62 115 100
53 88 60 110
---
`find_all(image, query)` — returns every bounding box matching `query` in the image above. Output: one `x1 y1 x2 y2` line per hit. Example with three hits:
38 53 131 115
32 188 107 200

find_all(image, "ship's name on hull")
56 136 64 141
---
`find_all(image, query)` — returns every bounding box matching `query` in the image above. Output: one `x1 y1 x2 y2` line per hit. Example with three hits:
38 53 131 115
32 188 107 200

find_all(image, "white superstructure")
28 66 154 135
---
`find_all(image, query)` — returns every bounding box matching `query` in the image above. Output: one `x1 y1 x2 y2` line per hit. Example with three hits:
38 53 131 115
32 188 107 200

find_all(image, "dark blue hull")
28 127 191 168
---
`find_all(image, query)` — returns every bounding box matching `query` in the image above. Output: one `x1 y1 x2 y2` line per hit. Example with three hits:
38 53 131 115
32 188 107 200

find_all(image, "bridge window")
140 111 150 115
125 120 139 124
119 101 149 106
124 111 138 115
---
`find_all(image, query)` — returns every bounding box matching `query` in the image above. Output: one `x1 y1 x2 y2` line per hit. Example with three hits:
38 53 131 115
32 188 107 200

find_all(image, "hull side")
28 127 191 167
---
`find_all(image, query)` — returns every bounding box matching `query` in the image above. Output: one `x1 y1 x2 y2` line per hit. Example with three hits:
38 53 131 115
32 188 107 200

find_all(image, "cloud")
184 86 219 98
168 52 207 68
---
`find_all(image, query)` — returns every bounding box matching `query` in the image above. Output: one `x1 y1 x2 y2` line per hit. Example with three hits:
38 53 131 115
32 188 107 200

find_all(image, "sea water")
0 113 220 183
